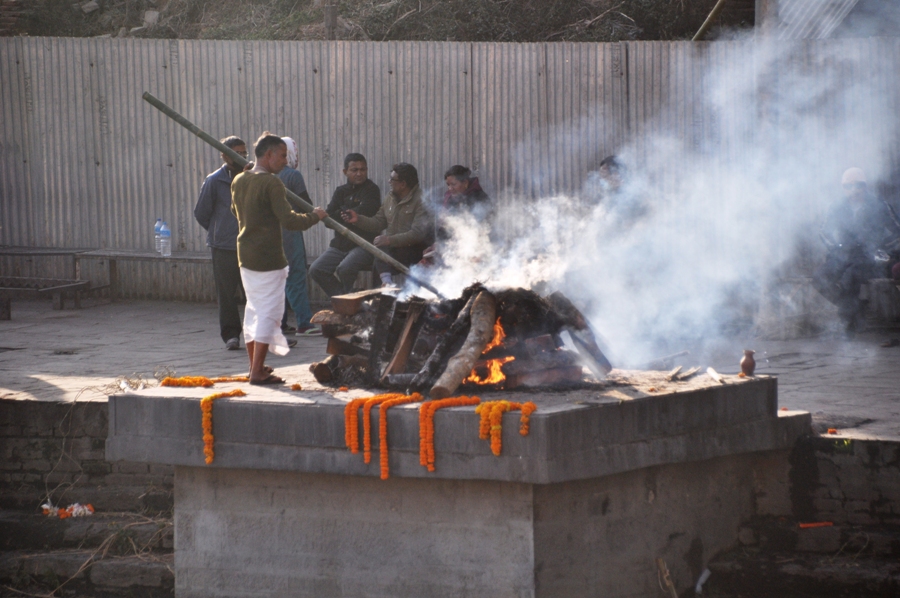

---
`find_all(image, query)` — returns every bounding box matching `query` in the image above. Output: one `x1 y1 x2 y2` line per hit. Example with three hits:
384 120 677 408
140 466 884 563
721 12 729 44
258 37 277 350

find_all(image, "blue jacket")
194 165 240 250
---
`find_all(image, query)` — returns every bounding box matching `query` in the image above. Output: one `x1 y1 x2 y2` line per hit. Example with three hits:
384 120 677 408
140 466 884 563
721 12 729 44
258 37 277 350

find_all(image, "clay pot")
740 350 756 376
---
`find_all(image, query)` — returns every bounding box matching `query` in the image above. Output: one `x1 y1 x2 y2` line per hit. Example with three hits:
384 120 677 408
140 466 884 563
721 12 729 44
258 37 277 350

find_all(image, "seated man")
813 167 900 331
421 165 492 267
343 162 430 287
309 153 382 297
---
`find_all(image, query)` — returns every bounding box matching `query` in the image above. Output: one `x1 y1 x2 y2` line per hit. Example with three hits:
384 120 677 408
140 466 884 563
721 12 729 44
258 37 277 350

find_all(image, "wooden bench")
0 276 92 319
0 245 96 280
74 249 212 301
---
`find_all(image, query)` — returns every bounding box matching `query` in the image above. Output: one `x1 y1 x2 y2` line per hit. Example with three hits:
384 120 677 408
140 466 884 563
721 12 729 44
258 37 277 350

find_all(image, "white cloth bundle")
240 266 290 355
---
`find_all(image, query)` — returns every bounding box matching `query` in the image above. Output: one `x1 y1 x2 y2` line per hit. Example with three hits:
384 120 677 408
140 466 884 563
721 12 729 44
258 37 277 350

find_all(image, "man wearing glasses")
343 162 431 287
194 136 249 351
814 167 900 332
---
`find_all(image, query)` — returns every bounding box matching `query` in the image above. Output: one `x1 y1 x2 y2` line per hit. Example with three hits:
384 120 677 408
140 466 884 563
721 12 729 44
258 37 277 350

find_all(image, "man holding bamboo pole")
231 132 327 384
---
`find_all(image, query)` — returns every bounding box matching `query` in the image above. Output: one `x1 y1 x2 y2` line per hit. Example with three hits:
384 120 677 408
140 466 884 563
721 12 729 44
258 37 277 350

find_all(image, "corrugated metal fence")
1 37 899 300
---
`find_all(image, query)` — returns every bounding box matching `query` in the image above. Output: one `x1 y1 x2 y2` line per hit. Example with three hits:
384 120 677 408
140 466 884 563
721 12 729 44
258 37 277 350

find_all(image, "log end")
429 386 452 400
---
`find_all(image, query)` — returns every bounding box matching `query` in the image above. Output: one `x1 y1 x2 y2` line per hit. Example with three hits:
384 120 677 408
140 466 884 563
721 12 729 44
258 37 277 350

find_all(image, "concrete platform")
107 374 807 484
106 372 809 597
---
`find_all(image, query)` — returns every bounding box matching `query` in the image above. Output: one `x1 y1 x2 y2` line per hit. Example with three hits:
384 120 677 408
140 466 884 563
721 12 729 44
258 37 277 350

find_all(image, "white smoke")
408 32 900 366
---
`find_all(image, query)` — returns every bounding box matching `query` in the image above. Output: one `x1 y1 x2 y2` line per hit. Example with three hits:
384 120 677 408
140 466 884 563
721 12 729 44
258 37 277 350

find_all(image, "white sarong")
240 266 290 356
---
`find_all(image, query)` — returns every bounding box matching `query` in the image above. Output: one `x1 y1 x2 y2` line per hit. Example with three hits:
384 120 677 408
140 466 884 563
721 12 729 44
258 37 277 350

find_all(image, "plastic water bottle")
159 222 172 257
154 218 163 253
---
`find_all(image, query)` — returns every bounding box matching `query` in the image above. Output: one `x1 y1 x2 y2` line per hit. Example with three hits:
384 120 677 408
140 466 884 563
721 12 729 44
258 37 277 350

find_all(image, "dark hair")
254 132 285 158
599 155 623 174
444 165 472 181
344 153 367 169
391 162 419 187
221 136 246 150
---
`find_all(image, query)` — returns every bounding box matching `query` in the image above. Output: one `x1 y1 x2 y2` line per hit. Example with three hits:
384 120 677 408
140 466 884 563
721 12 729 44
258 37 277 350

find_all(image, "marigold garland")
344 397 371 453
379 393 423 480
362 394 407 463
161 375 249 387
201 389 246 464
212 376 250 383
475 400 538 456
418 396 481 472
161 376 215 387
291 383 303 391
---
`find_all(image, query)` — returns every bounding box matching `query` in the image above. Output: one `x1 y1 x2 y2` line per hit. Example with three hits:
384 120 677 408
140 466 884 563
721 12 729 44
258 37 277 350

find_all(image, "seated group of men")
193 131 488 382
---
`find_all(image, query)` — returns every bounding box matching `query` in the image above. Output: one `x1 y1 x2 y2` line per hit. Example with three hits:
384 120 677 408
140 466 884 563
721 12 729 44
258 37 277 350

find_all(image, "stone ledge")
107 377 810 484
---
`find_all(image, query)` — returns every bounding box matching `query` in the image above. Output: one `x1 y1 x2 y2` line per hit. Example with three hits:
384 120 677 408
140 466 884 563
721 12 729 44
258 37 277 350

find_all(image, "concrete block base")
175 449 791 598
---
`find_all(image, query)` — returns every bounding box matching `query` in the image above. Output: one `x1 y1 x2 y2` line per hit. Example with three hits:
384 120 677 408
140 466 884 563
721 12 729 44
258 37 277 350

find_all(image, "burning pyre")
309 284 612 398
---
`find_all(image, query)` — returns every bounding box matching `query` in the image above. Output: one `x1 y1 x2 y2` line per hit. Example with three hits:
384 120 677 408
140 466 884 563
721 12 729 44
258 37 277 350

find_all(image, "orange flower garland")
162 376 215 387
201 389 246 464
475 400 538 456
379 393 423 480
161 375 249 387
418 396 481 472
344 397 371 453
362 394 407 464
519 402 537 436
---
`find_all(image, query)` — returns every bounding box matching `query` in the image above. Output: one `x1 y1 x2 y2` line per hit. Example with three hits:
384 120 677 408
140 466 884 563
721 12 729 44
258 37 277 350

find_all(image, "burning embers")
309 284 612 397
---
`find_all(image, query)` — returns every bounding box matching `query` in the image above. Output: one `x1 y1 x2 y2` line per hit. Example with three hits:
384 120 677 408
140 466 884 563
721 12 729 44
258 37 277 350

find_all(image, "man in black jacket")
193 136 247 350
309 153 382 297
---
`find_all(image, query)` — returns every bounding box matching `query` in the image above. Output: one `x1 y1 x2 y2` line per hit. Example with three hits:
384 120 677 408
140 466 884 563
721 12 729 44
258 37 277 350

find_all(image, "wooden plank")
381 297 426 379
326 335 369 357
331 288 390 316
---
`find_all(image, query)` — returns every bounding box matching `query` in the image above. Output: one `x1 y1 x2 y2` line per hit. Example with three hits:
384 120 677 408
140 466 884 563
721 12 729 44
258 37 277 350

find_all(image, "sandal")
249 374 285 386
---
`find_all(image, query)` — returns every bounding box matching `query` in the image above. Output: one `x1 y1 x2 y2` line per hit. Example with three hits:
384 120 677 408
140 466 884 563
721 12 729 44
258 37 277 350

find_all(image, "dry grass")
19 0 754 41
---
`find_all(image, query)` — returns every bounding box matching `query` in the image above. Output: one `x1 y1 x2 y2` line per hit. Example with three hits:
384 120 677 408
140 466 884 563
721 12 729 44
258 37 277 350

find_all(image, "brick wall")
791 435 900 525
0 399 173 513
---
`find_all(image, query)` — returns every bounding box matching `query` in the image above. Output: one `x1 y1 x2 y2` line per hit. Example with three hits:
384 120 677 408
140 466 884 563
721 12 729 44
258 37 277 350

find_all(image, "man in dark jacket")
193 136 246 350
309 153 382 297
813 167 900 331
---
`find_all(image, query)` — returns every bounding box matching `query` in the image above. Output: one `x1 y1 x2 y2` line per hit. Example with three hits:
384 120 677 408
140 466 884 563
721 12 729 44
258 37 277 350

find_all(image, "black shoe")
287 339 298 348
282 325 297 335
225 338 240 351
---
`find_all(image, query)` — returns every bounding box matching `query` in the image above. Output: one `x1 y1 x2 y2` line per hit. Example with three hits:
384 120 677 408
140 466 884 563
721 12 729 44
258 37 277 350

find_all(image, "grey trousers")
309 246 374 297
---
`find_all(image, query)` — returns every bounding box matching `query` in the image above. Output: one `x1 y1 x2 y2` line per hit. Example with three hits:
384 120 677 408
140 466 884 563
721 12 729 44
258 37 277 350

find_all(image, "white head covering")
841 167 866 185
282 137 299 170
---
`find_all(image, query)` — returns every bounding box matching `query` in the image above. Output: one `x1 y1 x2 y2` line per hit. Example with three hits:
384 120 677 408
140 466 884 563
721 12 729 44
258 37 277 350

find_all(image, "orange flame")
466 356 515 385
465 318 514 385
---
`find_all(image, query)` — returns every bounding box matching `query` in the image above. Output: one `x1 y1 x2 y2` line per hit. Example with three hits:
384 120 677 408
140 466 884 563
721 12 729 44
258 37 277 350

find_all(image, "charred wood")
367 294 397 384
505 365 584 389
500 349 581 376
310 354 340 383
408 293 475 395
676 366 702 380
382 297 427 380
382 372 417 388
431 291 497 399
326 335 369 358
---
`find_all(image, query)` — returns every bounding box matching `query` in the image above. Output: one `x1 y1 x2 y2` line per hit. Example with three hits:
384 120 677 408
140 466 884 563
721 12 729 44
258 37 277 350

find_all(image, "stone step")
707 549 900 597
739 516 900 558
0 510 173 552
0 549 174 597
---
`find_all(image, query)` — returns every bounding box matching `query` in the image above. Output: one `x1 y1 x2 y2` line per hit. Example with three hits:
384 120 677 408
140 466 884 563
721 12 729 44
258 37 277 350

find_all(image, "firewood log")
367 294 397 383
430 291 497 399
408 293 476 394
331 288 390 315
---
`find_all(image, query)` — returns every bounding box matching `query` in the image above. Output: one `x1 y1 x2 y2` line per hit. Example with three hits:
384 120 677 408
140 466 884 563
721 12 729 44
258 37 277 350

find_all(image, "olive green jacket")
231 171 321 271
354 185 430 247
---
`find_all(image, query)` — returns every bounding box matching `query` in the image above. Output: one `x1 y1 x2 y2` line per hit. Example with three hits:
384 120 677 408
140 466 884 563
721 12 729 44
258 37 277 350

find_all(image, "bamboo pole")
141 91 444 299
692 0 728 41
